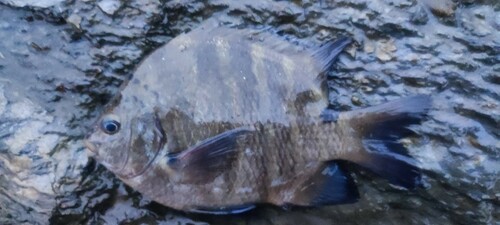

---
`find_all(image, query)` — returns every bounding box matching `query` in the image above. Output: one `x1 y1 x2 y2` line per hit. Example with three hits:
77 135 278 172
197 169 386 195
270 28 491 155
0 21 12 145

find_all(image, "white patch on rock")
4 120 46 154
66 13 82 30
98 0 122 15
36 134 60 155
6 99 37 120
375 39 397 62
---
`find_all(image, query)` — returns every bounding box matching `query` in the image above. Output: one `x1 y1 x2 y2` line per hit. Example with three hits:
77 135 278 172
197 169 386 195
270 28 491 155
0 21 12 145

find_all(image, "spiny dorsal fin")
192 19 352 87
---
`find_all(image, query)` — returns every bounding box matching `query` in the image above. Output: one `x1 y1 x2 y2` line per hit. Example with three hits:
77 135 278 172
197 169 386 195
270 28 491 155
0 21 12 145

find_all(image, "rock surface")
0 0 64 8
0 0 498 224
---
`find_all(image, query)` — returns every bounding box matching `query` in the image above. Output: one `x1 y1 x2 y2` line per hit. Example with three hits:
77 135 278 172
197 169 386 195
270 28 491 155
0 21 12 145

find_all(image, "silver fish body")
85 20 431 214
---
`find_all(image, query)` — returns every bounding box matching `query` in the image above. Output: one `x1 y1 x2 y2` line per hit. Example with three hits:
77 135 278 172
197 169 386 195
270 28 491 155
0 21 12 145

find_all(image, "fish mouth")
119 111 166 179
84 139 98 155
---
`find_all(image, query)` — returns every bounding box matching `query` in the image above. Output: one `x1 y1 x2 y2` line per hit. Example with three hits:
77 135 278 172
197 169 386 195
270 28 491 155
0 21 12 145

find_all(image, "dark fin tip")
312 36 353 73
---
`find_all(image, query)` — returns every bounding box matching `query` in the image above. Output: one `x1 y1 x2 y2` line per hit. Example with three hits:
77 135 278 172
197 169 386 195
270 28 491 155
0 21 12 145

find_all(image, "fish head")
85 95 165 179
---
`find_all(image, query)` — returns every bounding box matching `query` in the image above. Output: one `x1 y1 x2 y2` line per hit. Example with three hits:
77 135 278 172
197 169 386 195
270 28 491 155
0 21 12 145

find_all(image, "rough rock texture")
0 0 64 8
0 7 91 224
0 0 498 225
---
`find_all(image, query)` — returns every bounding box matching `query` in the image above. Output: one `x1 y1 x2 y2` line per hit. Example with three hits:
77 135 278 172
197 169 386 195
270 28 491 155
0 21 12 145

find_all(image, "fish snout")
84 139 99 155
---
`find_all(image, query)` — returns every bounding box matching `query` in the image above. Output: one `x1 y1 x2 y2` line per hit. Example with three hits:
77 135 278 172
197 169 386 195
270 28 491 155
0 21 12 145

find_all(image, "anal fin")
288 162 359 206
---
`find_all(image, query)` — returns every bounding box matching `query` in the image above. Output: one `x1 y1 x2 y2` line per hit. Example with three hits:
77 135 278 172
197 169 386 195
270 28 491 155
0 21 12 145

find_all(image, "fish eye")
100 115 121 135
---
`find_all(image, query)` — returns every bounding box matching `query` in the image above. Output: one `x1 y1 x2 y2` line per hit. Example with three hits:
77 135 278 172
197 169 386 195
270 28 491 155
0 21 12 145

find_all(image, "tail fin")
340 95 431 189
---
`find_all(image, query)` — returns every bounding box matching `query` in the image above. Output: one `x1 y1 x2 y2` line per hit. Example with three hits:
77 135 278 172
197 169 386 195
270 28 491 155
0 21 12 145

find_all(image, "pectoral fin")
168 127 253 184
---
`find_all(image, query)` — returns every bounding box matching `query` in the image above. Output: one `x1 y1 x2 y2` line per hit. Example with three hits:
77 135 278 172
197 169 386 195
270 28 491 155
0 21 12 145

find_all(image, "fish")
84 20 431 215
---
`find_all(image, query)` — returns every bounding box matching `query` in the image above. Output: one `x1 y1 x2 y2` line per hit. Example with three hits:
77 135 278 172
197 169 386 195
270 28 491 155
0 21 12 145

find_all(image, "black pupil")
105 122 117 132
102 120 120 134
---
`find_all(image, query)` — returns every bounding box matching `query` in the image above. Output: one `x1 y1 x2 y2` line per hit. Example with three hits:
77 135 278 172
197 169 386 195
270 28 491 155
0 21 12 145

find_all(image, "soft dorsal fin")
167 127 253 184
312 37 353 76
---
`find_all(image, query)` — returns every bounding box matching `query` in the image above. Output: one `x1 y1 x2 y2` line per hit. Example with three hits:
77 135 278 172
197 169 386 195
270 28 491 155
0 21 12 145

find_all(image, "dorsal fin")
193 19 352 83
192 19 316 61
312 37 353 75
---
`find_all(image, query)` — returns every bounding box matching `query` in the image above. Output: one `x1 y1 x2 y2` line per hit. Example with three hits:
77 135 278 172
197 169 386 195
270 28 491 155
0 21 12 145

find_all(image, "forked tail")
340 95 431 189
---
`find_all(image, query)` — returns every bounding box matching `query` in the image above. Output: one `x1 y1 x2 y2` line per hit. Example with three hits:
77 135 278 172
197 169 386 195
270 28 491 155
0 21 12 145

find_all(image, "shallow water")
0 0 498 224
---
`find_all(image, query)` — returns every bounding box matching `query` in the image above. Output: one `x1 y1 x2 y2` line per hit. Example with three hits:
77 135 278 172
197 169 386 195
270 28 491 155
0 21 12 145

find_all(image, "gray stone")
420 0 456 17
0 0 64 8
410 6 429 25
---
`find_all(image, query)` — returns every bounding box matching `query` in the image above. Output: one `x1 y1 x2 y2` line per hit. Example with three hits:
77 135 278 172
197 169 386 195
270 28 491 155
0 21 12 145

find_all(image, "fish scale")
85 19 431 214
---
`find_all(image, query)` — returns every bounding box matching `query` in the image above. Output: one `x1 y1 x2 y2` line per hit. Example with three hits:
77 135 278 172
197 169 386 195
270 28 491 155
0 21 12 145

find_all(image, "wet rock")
66 13 82 30
374 39 397 62
410 5 429 25
0 7 91 225
97 0 122 16
420 0 456 17
459 6 496 37
0 0 64 8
